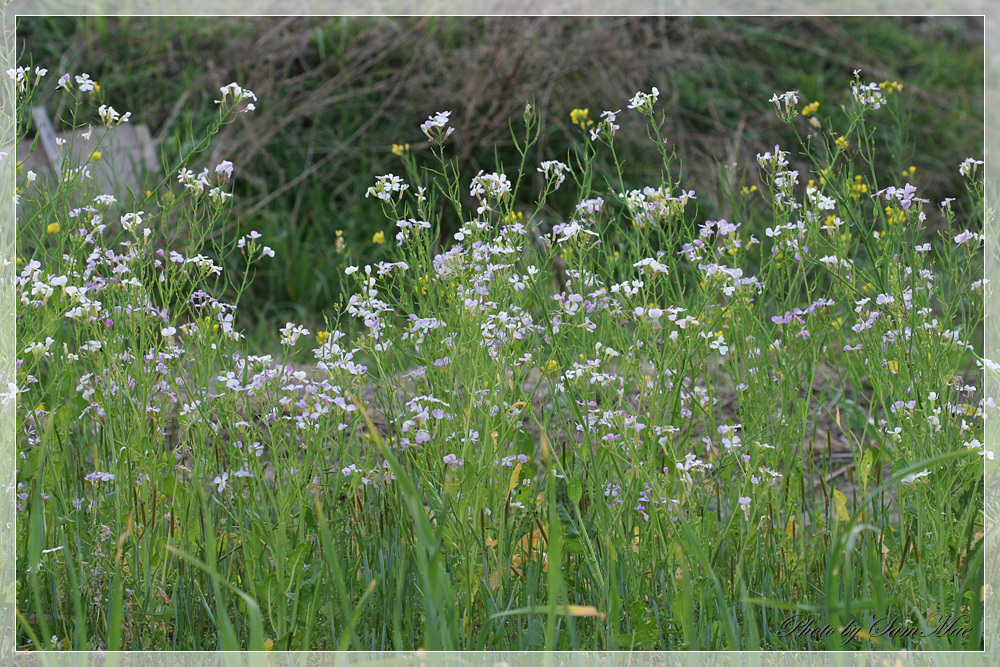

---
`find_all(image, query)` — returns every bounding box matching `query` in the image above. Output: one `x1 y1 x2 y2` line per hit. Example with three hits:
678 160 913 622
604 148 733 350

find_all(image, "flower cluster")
98 104 131 126
7 65 46 92
851 71 885 110
366 174 409 202
538 160 570 190
470 171 512 214
215 82 257 111
420 110 455 141
627 87 659 113
768 90 799 121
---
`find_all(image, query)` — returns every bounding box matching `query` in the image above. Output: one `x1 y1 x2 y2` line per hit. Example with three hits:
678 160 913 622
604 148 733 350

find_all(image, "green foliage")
15 17 983 344
12 18 985 652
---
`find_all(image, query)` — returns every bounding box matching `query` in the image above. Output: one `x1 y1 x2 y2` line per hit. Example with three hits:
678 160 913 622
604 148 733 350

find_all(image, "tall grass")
14 17 984 342
12 48 985 650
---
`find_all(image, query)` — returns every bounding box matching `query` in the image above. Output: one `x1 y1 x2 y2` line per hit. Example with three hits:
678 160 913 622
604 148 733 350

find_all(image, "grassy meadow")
9 17 987 651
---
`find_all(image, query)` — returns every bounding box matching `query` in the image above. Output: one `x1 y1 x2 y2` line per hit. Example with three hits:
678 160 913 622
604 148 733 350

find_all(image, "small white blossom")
75 73 95 92
470 171 512 214
215 160 234 181
959 158 984 178
366 174 409 202
627 87 659 111
537 160 570 190
216 82 256 108
900 469 931 484
120 211 144 233
24 337 55 360
420 110 454 140
633 257 669 275
769 91 799 120
98 104 123 126
738 496 751 521
280 322 310 346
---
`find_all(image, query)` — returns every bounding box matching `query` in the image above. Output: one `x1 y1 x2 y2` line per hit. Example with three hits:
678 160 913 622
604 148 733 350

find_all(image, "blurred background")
15 16 984 352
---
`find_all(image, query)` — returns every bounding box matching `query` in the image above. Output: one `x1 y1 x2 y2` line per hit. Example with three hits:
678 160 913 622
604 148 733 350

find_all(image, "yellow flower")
884 205 905 225
802 101 820 116
902 165 916 177
887 360 899 374
316 331 330 345
372 231 385 244
835 136 849 150
263 638 274 651
90 151 102 162
570 108 592 129
46 222 60 234
391 143 409 156
849 176 869 200
879 80 903 95
543 359 559 372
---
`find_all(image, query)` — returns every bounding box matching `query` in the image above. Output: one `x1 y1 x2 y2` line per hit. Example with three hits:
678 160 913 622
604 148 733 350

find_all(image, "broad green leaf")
567 477 583 505
833 489 850 523
858 447 879 492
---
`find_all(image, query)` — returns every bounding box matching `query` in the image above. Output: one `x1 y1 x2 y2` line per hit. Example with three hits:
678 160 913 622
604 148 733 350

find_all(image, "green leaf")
263 572 280 617
287 542 313 582
567 477 583 505
858 447 879 492
563 537 585 555
628 600 659 648
556 504 580 538
619 600 660 650
303 503 318 532
833 489 850 523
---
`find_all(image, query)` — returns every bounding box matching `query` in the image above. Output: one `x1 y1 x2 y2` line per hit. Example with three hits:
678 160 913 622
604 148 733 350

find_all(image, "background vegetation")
12 17 986 652
16 16 984 350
